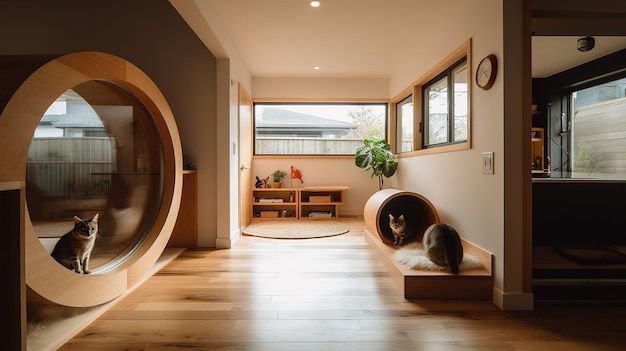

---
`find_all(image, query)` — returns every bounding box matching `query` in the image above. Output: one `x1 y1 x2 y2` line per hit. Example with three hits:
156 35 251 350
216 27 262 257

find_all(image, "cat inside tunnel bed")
377 194 438 245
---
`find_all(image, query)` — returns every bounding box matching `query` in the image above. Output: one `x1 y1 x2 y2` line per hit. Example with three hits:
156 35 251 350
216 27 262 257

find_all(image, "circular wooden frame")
476 54 498 90
364 189 439 245
0 52 183 307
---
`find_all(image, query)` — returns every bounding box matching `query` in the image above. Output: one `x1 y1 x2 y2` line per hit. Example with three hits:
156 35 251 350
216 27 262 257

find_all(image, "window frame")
394 93 415 154
390 39 472 156
252 100 389 157
565 73 626 179
422 57 468 148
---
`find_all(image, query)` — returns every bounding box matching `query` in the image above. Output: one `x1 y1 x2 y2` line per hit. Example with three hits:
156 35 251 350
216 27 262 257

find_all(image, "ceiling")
173 0 626 80
532 36 626 78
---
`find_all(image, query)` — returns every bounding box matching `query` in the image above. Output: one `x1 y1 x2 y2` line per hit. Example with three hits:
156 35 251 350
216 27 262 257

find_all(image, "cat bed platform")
363 189 493 300
364 227 494 300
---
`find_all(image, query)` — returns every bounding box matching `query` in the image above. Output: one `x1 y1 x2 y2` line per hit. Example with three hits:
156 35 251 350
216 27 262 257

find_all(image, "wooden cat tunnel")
0 52 183 308
364 189 439 245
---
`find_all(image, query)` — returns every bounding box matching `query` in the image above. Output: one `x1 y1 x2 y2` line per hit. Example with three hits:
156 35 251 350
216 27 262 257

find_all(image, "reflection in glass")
453 64 468 142
26 81 163 273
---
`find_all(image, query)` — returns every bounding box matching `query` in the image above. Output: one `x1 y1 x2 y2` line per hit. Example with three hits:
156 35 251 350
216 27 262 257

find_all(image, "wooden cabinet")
252 186 348 221
168 170 197 248
299 187 346 220
252 188 299 220
531 127 550 176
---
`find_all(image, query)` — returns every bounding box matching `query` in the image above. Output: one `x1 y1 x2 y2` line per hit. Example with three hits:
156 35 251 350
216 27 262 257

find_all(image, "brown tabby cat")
389 214 411 245
51 213 99 274
422 223 464 274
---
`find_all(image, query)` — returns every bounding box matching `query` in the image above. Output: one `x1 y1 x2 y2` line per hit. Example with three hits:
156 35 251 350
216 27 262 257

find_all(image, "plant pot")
272 182 281 188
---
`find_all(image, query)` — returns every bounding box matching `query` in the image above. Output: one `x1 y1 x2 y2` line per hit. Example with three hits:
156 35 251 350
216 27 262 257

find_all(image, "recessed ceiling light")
310 1 321 8
313 66 320 70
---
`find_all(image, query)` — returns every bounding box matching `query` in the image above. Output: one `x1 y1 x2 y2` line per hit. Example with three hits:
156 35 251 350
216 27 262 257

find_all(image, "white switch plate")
482 152 494 174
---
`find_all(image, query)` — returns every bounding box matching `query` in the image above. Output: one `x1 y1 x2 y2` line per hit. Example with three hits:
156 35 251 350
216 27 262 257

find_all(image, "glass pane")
425 77 448 145
571 76 626 179
27 81 164 273
254 103 387 155
396 95 414 153
452 63 468 142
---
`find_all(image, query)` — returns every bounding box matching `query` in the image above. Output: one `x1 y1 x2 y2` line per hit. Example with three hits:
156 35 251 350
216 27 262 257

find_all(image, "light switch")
482 152 494 174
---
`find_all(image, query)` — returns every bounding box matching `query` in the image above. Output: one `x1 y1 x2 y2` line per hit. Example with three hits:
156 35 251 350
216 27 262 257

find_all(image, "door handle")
240 164 250 170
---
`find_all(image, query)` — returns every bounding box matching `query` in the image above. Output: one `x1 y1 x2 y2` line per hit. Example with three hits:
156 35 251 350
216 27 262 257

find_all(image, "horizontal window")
253 102 388 155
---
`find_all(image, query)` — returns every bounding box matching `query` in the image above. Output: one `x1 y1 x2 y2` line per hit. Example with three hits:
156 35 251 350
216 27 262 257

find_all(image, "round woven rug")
243 221 350 239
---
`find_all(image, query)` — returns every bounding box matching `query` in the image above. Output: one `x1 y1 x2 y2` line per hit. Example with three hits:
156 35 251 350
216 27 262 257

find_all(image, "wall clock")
476 54 497 90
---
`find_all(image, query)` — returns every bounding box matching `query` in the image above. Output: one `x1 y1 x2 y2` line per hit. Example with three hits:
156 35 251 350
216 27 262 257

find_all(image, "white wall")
253 77 389 100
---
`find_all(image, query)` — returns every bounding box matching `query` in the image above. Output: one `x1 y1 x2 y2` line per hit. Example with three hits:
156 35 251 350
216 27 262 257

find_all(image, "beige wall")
171 0 254 248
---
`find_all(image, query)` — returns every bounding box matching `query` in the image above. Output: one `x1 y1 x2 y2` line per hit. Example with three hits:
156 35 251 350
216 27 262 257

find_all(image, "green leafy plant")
355 139 398 190
574 143 602 176
271 169 288 183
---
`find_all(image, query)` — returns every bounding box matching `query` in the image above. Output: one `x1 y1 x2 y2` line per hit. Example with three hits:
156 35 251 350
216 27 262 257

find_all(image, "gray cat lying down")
423 223 464 274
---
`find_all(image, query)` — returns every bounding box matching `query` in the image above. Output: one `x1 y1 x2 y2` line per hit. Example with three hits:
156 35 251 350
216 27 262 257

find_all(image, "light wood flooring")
58 218 626 350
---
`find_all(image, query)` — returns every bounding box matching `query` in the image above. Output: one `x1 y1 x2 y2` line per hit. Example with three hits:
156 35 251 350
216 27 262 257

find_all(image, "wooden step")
364 228 493 300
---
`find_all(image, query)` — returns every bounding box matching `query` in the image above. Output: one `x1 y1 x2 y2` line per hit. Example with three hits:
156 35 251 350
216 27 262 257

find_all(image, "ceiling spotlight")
577 36 595 52
310 1 321 7
313 66 320 70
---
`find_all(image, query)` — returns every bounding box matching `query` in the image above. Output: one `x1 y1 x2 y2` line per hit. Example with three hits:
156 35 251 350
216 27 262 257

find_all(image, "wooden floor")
58 218 626 350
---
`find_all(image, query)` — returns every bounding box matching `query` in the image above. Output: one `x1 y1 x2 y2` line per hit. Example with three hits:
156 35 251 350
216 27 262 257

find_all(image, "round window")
26 80 164 273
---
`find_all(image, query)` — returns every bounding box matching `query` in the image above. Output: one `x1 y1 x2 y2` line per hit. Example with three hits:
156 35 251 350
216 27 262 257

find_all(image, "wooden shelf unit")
299 188 345 220
252 188 299 220
251 186 348 221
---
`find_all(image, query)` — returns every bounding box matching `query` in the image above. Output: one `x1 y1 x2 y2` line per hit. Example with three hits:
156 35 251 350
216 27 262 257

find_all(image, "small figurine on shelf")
255 176 269 188
290 165 304 187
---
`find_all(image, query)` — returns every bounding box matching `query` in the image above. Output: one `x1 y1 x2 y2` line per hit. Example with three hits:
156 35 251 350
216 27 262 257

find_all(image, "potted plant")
270 169 288 188
355 138 398 190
